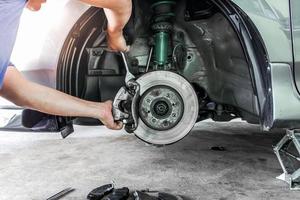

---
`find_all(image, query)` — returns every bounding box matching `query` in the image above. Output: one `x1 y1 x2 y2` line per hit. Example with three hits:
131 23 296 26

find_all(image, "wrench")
120 51 135 83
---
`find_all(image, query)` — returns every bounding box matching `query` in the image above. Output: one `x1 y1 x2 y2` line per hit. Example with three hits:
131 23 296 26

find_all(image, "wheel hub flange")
139 86 184 131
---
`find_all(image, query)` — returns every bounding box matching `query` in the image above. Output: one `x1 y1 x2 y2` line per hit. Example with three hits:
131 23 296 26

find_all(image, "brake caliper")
113 80 140 133
113 52 140 133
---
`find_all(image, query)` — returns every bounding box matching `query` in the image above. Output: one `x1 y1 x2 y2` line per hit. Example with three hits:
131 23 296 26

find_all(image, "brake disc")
134 71 199 145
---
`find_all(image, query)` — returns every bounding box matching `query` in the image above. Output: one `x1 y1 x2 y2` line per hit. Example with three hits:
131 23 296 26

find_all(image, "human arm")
0 67 122 130
80 0 132 51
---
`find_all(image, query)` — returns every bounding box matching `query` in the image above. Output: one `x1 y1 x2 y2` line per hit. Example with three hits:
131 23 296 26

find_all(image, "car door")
232 0 293 64
291 0 300 93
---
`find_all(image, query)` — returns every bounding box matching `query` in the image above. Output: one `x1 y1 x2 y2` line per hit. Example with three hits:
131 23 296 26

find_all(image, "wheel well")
57 0 263 124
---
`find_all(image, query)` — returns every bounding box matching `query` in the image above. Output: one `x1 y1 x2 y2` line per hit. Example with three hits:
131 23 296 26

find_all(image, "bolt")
172 113 177 117
163 121 169 127
131 58 139 66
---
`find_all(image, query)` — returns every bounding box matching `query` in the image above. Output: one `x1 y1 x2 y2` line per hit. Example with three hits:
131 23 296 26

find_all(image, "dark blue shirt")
0 0 26 88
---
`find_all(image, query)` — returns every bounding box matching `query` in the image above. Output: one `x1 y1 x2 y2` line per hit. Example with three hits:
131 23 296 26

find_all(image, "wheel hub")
154 100 169 116
139 86 184 131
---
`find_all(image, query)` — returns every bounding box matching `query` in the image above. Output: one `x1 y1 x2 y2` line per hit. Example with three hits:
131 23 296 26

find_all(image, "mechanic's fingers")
106 100 113 104
123 45 131 53
115 121 124 130
108 45 130 53
107 121 123 130
106 31 130 53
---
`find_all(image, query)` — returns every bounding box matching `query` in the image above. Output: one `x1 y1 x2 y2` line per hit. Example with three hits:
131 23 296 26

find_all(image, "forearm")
0 67 122 130
0 67 100 119
79 0 130 11
17 83 100 119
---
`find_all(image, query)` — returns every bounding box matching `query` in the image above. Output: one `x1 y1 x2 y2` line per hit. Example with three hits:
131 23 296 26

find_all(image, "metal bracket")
125 80 140 133
112 87 131 122
274 129 300 190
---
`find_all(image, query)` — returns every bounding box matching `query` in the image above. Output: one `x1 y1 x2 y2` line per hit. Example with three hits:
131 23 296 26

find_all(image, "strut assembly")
151 0 176 70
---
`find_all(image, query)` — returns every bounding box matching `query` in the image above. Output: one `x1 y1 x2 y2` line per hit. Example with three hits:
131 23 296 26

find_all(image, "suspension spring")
151 0 176 69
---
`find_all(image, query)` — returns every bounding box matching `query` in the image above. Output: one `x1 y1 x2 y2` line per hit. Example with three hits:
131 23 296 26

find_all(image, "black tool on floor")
46 187 75 200
87 184 115 200
103 187 130 200
87 184 183 200
133 191 184 200
133 191 159 200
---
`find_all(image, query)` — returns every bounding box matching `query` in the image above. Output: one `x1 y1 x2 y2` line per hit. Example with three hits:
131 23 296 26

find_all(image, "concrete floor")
0 121 299 200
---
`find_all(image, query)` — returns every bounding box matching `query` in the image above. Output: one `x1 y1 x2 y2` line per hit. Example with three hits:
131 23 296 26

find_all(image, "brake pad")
103 187 130 200
87 184 114 200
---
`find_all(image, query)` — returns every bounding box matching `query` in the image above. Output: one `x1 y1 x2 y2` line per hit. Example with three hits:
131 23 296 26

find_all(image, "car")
2 0 299 146
2 0 300 190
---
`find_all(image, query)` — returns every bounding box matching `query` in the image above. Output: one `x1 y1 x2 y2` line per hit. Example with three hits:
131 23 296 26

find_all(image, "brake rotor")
134 71 199 145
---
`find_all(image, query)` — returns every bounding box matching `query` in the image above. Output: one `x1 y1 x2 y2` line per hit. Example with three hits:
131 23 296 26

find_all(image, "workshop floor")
0 121 299 200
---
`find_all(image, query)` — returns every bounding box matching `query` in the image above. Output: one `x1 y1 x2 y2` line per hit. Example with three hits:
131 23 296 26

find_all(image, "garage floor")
0 121 299 200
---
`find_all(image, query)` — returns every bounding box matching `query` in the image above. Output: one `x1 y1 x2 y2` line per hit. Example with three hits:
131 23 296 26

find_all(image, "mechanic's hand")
103 0 132 52
106 30 130 52
79 0 131 51
99 101 123 130
26 0 46 11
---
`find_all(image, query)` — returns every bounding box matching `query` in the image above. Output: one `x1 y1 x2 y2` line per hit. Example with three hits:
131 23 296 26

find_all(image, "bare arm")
0 67 122 130
80 0 132 51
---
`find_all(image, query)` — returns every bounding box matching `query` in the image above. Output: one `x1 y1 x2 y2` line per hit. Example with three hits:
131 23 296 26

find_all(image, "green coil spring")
151 0 176 69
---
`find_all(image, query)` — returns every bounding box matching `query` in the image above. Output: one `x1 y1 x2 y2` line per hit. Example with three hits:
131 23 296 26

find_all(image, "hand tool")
46 187 75 200
120 51 135 83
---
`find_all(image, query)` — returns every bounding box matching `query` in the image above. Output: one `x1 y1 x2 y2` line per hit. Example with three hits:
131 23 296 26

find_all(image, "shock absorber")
151 0 176 70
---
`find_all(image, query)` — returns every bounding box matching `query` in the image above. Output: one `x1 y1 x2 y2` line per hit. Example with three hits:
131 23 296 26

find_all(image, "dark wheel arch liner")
210 0 272 128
